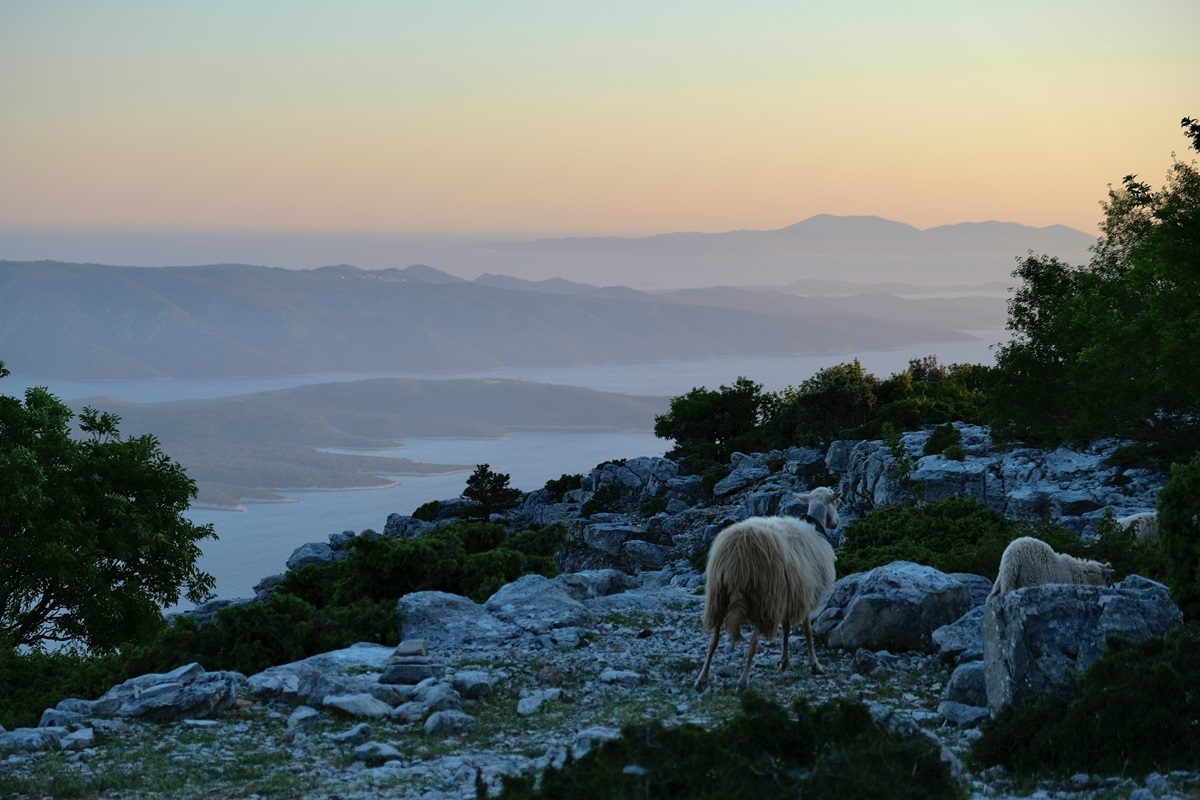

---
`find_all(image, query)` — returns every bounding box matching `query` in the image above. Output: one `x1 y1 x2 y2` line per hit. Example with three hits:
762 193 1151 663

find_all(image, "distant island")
0 258 1000 380
78 378 667 508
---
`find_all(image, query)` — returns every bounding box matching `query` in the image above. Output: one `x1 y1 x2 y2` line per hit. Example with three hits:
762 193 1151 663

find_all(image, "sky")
2 1 1198 239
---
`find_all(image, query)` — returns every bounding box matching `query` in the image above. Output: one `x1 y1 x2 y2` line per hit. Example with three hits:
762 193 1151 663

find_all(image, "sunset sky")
2 1 1198 237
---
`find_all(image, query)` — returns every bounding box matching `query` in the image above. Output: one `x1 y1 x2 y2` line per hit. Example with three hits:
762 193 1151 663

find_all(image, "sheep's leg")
780 621 791 671
737 630 761 691
694 625 721 692
803 617 823 675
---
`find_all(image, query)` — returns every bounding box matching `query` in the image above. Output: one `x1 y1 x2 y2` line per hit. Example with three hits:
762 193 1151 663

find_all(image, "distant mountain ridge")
489 215 1094 257
0 260 986 380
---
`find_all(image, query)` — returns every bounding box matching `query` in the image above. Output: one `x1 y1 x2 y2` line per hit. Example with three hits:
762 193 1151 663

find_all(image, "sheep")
1115 511 1158 544
987 536 1114 600
693 488 840 691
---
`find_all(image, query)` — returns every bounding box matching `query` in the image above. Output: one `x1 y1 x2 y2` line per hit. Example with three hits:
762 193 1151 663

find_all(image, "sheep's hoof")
779 658 791 672
736 678 750 692
693 677 708 692
810 661 825 676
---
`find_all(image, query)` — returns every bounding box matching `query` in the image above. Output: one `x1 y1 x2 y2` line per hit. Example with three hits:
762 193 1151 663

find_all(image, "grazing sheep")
693 489 839 691
1115 511 1158 544
987 536 1114 600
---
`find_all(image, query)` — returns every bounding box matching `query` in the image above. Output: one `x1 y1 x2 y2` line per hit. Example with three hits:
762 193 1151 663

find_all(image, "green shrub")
700 464 731 498
640 495 668 516
581 484 623 517
971 623 1200 778
836 497 1080 578
497 693 960 799
766 456 786 472
0 648 128 729
941 444 966 461
923 423 962 456
544 473 582 502
412 500 442 521
1159 453 1200 618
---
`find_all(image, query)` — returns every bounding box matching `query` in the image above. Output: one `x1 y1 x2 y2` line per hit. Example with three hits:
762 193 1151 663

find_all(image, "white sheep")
1115 511 1158 544
693 488 839 691
987 536 1114 600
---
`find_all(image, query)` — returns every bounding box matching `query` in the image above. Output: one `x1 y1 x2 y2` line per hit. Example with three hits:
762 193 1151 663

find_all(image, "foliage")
941 444 966 461
495 693 961 800
581 484 623 517
0 362 215 651
769 360 879 448
923 423 962 456
0 647 128 730
639 495 668 516
880 423 916 486
1158 453 1200 618
653 377 774 464
123 594 397 680
544 473 582 502
462 463 523 518
412 499 442 521
835 497 1079 578
863 358 991 438
279 521 563 606
988 119 1200 460
971 623 1200 777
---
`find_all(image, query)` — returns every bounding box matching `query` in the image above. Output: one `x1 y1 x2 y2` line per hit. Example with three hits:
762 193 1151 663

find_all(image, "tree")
1158 453 1200 619
0 362 215 651
461 463 522 518
653 377 774 467
768 361 879 448
989 118 1200 457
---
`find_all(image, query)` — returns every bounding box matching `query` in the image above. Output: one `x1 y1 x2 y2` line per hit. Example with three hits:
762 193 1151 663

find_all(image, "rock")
328 723 371 745
328 530 356 549
91 663 242 721
412 681 463 713
398 591 519 648
59 728 95 751
286 541 336 570
252 573 285 598
554 570 639 601
621 540 671 571
287 706 321 734
932 606 985 664
937 701 991 727
946 573 995 608
820 562 972 653
572 726 621 759
0 728 65 754
599 669 641 688
390 640 429 659
379 662 445 685
712 465 770 497
942 661 986 708
983 576 1183 712
390 701 427 723
449 671 495 700
584 523 645 557
322 693 394 719
517 689 561 716
355 741 401 765
248 643 394 704
424 710 476 736
744 489 789 517
484 575 594 633
383 513 433 539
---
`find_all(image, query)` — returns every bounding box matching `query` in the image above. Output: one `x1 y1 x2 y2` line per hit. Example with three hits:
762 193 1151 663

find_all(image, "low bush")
835 497 1078 578
971 623 1200 778
581 484 623 517
941 444 966 461
923 423 962 456
639 495 668 516
0 648 128 730
544 473 582 502
496 693 961 799
411 500 442 521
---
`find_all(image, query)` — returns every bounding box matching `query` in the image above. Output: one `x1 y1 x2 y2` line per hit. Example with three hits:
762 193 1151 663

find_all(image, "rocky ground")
2 424 1193 799
4 568 1198 800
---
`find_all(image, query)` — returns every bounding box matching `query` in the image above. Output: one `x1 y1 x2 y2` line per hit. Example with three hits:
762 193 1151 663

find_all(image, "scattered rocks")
322 693 393 719
424 710 476 737
328 723 371 745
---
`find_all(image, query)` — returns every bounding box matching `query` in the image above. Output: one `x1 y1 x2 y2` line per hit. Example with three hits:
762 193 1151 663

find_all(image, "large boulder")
398 591 520 649
383 514 433 539
50 663 244 722
286 542 337 570
983 576 1183 713
553 569 638 602
816 562 972 654
932 606 985 665
484 574 594 634
247 643 395 704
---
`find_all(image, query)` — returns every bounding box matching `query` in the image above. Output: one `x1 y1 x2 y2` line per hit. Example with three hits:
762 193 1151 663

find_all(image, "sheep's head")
798 487 841 530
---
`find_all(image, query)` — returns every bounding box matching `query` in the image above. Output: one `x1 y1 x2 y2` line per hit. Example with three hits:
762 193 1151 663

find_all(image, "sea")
8 331 1005 603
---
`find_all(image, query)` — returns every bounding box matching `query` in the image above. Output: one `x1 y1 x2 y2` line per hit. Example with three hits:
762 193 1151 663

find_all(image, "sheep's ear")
797 493 811 503
831 491 842 503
